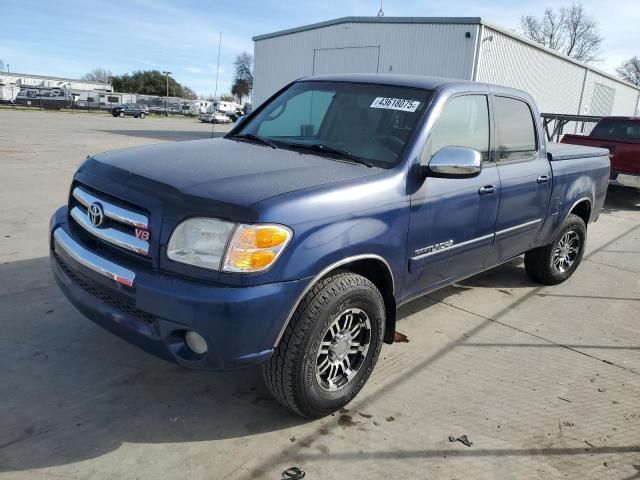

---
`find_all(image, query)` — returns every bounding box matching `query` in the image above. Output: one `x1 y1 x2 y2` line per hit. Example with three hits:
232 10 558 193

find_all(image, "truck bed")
547 142 609 161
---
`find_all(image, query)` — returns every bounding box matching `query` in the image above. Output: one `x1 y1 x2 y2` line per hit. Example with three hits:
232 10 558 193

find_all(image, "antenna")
212 31 222 139
377 0 384 17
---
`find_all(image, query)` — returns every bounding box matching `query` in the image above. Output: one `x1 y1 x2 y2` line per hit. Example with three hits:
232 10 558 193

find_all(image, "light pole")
6 64 10 73
162 70 172 116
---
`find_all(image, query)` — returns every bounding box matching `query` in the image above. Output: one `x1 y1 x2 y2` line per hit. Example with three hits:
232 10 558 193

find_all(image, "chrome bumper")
53 228 136 287
611 173 640 189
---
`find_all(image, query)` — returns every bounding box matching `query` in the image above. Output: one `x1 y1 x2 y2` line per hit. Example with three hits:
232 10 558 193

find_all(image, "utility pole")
6 64 10 73
213 31 222 102
211 31 222 139
162 70 172 116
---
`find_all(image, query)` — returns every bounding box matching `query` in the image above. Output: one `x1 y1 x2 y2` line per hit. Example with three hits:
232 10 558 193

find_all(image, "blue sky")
1 0 638 96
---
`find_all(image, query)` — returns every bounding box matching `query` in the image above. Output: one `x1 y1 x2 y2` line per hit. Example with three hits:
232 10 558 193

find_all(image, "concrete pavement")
0 110 638 479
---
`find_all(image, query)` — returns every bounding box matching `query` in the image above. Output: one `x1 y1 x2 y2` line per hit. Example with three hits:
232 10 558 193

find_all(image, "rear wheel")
263 271 385 417
525 213 586 285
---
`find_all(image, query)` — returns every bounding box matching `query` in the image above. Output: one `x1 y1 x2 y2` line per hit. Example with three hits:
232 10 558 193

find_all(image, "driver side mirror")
424 146 482 178
235 115 247 127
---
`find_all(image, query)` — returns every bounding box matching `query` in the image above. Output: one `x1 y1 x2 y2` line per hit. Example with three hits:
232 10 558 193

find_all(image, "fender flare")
272 254 395 347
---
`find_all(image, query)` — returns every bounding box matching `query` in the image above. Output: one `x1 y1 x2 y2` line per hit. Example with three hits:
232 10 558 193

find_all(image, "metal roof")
253 16 640 92
252 16 482 41
0 71 111 85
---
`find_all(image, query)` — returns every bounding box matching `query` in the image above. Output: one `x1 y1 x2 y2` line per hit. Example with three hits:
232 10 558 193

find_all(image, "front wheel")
139 112 146 119
263 271 385 417
118 111 125 118
525 213 586 285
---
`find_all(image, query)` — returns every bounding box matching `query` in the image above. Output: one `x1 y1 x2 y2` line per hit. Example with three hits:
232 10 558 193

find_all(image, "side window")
257 90 334 138
427 95 490 162
494 96 537 161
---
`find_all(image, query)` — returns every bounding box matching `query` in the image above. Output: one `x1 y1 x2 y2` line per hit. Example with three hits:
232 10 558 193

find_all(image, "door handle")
478 185 495 195
537 175 550 184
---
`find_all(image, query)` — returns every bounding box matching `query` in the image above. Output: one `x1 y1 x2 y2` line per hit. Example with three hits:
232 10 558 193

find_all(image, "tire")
525 213 586 285
139 112 145 119
263 271 385 417
118 111 125 118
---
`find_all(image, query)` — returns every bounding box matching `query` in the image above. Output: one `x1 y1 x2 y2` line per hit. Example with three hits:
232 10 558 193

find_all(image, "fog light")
185 331 208 355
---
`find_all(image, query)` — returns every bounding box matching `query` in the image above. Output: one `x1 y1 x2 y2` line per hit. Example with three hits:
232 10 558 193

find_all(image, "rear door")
487 95 552 265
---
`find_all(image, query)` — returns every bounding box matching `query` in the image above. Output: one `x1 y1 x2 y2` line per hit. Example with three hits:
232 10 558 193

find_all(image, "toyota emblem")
88 202 105 227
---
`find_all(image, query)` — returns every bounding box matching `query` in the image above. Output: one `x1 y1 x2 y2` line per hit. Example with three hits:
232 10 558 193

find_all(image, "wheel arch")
569 198 592 226
273 254 398 348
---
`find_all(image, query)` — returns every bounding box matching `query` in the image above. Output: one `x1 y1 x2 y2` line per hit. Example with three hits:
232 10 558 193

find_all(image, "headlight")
222 224 292 273
167 219 292 273
167 218 235 270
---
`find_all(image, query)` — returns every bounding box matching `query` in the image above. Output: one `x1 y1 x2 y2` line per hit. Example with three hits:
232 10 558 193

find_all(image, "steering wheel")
371 135 404 154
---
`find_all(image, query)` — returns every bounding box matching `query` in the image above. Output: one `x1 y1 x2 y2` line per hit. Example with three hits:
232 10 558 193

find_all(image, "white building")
252 16 640 123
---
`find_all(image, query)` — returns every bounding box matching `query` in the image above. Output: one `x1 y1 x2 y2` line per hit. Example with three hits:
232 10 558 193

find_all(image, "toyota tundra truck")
50 74 610 417
562 116 640 189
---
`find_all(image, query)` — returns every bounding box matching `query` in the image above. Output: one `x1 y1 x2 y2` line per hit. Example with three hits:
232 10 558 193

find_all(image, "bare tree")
520 3 602 63
231 52 253 103
82 68 113 83
617 57 640 86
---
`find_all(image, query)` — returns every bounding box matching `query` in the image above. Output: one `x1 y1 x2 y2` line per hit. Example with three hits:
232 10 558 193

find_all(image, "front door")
404 93 500 300
486 95 552 266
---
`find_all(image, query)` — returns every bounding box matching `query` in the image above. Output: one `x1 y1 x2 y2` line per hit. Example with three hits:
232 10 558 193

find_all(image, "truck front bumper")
49 207 310 371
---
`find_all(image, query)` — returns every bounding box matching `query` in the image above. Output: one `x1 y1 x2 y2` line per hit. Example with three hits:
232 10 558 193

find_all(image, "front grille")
69 185 151 258
56 254 155 323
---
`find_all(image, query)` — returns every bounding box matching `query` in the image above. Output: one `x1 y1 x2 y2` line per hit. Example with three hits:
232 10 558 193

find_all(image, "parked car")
50 74 609 417
199 112 232 124
110 103 149 118
562 117 640 189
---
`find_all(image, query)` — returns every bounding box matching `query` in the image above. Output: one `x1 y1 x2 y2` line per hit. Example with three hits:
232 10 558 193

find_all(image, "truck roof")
298 73 527 97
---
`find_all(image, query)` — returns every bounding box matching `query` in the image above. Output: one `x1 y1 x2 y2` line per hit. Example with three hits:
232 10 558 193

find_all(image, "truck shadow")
0 247 624 472
602 185 640 213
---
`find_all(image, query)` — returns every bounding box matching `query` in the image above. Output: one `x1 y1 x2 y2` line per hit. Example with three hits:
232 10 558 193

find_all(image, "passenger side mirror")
425 146 482 178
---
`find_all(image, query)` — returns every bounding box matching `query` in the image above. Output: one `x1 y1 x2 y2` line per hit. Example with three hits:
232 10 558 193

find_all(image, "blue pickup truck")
50 74 609 417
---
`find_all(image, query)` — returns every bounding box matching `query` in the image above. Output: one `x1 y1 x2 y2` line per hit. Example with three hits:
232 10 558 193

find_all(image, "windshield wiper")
229 133 278 149
286 143 374 167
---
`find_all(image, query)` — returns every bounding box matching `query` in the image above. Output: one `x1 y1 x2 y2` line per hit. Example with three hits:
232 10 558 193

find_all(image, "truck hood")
81 138 379 208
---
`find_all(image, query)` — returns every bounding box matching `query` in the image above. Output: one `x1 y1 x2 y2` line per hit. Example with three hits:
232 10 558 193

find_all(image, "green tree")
111 70 197 99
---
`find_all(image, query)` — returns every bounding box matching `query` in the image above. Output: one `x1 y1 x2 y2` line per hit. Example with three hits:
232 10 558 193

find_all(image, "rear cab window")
493 96 538 161
591 119 640 142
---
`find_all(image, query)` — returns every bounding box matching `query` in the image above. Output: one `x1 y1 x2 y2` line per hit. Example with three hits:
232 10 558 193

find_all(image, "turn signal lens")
225 249 276 270
223 224 292 273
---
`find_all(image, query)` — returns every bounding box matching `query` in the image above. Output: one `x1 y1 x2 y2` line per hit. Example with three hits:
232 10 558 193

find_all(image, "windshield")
232 81 433 167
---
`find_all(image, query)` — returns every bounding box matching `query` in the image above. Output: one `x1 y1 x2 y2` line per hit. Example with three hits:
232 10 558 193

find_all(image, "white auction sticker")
370 97 420 112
